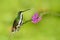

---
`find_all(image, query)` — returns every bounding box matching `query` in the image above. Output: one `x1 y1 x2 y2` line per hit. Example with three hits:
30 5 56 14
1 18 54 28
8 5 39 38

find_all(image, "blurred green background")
0 0 60 40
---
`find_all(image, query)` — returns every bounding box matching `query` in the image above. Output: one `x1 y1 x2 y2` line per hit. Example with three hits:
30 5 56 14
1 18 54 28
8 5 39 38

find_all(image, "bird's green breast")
16 16 20 22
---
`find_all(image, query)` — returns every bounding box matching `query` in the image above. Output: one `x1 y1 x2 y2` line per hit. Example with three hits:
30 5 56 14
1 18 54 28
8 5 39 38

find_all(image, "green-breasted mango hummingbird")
12 9 30 32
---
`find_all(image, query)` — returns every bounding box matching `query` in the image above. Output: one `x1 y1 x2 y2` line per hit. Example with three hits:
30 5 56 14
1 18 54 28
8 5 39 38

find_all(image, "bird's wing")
13 18 19 28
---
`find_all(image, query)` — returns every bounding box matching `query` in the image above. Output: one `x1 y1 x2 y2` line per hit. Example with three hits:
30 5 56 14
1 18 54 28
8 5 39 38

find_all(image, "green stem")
39 11 60 17
22 19 32 25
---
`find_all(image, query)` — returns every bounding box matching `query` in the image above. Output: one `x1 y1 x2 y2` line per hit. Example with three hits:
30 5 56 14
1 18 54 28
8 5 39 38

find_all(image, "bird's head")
18 11 23 15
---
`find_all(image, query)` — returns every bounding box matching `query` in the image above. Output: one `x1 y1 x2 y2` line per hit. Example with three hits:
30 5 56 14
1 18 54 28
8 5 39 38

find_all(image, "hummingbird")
12 9 30 32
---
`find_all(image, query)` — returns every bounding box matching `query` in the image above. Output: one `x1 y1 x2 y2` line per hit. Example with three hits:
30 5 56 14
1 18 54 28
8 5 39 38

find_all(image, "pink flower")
32 13 42 24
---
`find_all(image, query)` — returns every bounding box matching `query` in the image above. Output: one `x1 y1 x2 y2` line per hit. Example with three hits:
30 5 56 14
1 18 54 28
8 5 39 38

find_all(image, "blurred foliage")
0 0 60 40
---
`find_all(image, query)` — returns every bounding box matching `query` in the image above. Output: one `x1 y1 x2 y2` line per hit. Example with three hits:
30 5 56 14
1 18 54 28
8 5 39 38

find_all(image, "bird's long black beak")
22 9 30 12
18 9 30 14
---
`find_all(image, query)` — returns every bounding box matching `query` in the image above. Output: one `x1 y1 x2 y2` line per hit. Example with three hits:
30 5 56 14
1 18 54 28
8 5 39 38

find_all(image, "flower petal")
32 12 42 24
